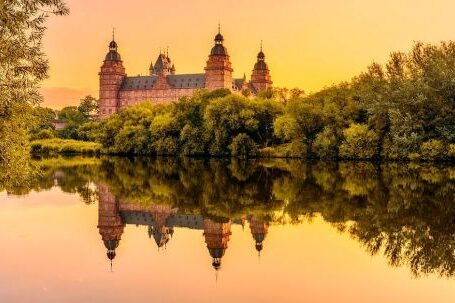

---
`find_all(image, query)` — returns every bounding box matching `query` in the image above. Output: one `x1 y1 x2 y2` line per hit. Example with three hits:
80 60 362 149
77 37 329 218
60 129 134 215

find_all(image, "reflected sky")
1 157 455 302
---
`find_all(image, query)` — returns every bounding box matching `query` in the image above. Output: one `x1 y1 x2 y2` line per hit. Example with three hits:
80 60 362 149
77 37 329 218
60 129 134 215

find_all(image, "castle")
98 27 273 119
97 183 269 271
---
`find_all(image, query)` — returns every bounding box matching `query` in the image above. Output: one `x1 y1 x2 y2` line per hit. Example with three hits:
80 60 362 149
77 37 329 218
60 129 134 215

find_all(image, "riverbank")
29 138 455 162
30 139 102 155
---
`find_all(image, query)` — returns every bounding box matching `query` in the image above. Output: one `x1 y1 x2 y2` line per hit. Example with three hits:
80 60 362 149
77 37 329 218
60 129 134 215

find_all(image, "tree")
0 0 68 182
312 127 339 159
30 106 56 134
57 106 86 139
339 123 379 159
229 133 258 158
78 95 99 121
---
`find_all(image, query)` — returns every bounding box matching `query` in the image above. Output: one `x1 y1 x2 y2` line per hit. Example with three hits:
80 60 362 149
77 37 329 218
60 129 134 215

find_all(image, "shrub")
420 139 446 160
153 137 179 155
229 133 258 159
259 141 307 158
30 129 54 141
448 144 455 159
312 127 338 159
30 139 102 155
180 124 205 156
113 125 151 155
339 123 379 159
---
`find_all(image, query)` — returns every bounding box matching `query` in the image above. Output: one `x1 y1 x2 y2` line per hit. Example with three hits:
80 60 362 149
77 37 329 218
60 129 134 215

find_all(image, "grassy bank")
31 139 102 155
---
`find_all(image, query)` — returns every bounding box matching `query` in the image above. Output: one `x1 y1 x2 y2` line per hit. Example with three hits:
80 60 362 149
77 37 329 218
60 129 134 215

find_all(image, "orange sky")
41 0 455 108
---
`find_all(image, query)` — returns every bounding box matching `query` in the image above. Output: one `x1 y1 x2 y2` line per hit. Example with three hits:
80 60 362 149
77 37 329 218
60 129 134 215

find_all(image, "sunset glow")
40 0 455 108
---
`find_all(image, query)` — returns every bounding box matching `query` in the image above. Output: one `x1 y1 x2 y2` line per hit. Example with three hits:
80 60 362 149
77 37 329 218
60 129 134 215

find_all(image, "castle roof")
105 50 122 61
120 74 206 90
211 44 228 56
233 78 246 90
254 60 268 70
120 75 248 91
211 27 228 56
154 53 172 73
254 43 268 70
103 239 119 251
105 34 121 61
168 74 205 88
121 76 157 90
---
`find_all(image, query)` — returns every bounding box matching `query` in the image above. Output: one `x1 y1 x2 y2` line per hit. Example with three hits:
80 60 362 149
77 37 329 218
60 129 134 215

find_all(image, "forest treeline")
32 42 455 160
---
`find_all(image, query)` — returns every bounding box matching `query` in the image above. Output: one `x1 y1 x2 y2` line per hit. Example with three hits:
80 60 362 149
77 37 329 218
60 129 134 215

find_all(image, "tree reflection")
2 155 455 277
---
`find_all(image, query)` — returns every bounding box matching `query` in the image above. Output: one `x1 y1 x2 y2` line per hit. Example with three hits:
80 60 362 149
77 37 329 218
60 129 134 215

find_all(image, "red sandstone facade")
98 28 272 119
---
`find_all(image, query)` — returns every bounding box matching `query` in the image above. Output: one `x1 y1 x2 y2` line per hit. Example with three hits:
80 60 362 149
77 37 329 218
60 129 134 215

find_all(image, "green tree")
339 123 379 159
229 133 258 158
78 95 99 121
312 127 338 159
0 0 68 181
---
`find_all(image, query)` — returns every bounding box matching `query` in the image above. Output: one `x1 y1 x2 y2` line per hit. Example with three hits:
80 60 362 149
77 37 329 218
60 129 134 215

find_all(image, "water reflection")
3 156 455 277
98 180 268 271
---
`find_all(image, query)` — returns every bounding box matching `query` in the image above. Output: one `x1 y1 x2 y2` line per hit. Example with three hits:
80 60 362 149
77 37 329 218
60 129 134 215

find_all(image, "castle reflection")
3 156 455 277
97 183 268 270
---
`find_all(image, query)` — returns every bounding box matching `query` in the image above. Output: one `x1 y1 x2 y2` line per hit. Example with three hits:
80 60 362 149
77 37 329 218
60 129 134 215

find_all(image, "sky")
41 0 455 108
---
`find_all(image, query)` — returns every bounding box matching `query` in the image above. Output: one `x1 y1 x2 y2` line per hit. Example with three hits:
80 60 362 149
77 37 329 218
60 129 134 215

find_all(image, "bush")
153 137 179 155
113 125 151 155
180 124 205 156
448 144 455 158
259 141 307 158
229 133 258 159
30 129 54 141
30 139 102 155
339 123 378 159
420 139 446 160
312 127 338 159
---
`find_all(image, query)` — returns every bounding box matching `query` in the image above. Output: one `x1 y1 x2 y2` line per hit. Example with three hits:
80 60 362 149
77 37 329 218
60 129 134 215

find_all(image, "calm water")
1 156 455 302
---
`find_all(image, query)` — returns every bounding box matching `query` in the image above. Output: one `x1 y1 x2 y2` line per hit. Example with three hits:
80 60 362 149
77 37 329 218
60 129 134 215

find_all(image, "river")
1 156 455 302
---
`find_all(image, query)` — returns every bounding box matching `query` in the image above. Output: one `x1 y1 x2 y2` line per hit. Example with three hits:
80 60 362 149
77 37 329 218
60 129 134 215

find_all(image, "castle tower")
97 183 125 267
203 219 232 270
98 30 126 119
148 205 174 248
152 51 173 76
249 215 269 255
250 42 272 93
204 26 233 90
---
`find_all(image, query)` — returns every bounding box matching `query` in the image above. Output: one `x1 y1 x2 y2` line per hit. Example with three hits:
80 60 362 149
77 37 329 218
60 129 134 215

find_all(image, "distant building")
98 27 273 119
51 119 67 130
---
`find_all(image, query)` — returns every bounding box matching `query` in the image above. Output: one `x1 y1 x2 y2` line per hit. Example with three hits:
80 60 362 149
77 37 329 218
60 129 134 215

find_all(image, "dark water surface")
1 156 455 302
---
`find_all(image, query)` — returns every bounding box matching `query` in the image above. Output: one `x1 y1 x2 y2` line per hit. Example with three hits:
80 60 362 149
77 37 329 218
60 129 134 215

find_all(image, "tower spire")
112 27 115 41
260 40 263 52
218 22 221 34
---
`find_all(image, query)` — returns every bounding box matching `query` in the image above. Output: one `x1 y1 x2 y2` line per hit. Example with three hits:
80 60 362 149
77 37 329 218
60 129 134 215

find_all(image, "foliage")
31 138 101 155
26 41 455 161
419 139 446 160
448 144 455 159
229 133 258 158
312 126 339 159
339 123 379 159
0 0 68 169
30 129 55 140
